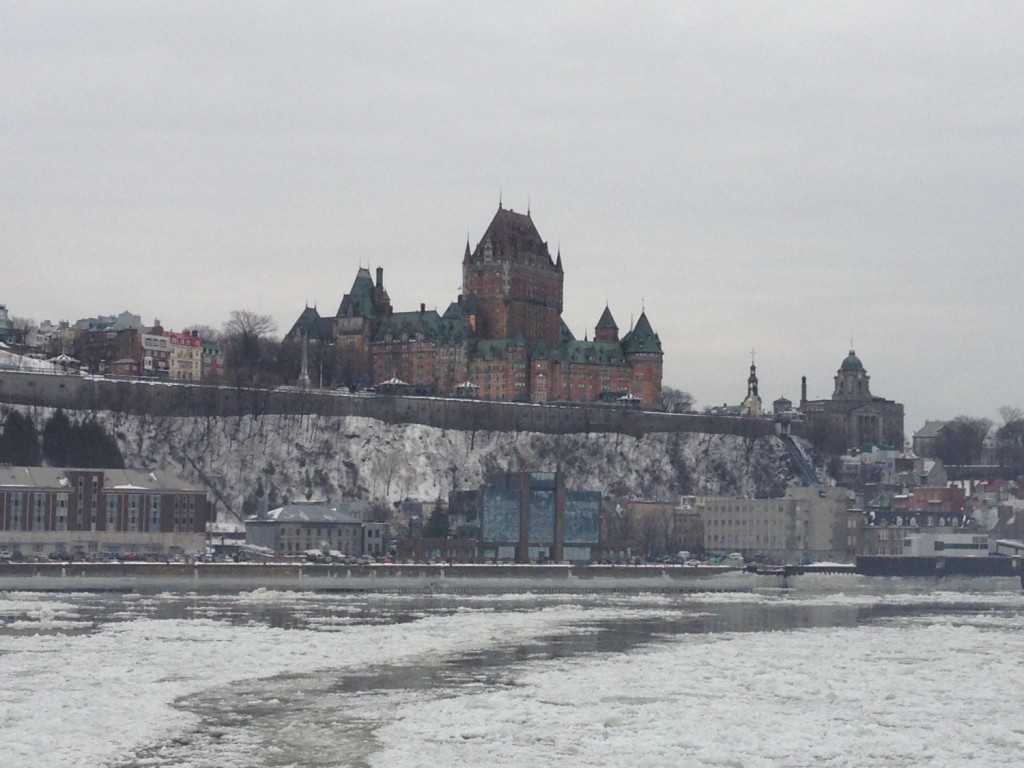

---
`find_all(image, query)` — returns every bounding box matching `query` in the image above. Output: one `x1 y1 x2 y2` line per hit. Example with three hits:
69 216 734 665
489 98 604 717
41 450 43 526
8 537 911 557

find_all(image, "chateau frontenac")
288 204 663 406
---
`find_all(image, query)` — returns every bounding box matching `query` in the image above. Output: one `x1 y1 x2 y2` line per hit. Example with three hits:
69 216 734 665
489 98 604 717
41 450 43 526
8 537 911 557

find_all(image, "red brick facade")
288 204 663 407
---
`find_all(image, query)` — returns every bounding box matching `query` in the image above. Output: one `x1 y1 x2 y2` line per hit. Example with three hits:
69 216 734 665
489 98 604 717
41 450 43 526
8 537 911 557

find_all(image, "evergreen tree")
0 411 42 466
424 505 450 538
69 420 125 469
42 409 73 465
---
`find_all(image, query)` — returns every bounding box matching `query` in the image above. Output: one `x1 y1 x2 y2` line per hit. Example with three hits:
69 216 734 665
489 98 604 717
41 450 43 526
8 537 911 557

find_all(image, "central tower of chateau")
462 204 564 352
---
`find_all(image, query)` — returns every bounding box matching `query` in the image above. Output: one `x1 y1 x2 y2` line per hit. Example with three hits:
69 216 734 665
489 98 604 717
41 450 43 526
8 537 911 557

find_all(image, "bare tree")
186 324 222 342
998 406 1023 426
662 386 695 413
996 407 1024 468
222 310 279 386
9 316 38 346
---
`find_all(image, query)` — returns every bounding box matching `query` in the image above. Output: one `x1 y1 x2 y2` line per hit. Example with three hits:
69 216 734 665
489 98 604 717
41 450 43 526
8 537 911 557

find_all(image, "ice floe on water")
1 588 1022 768
0 598 630 768
369 612 1024 768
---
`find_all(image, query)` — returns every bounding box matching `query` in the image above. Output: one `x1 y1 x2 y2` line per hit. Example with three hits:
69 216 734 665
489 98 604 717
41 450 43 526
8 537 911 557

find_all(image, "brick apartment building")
0 466 210 558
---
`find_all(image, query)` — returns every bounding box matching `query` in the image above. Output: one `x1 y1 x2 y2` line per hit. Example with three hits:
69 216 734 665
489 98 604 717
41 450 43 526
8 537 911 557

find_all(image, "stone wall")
0 370 779 439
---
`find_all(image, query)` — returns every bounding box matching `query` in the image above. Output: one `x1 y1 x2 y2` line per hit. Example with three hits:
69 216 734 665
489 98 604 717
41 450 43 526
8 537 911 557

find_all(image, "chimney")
801 376 807 403
376 266 384 288
420 303 425 313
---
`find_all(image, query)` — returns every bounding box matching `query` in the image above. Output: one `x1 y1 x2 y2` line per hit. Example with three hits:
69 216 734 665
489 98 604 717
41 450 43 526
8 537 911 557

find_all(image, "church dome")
840 350 864 372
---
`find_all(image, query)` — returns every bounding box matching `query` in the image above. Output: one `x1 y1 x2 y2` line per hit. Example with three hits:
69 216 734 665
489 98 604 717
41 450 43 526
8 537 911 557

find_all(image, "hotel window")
128 494 140 530
107 496 119 529
149 496 161 533
57 494 68 532
33 493 46 531
11 492 24 530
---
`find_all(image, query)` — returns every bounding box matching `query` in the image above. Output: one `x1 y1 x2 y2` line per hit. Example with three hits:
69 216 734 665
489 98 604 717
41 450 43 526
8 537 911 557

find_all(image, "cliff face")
4 402 795 521
0 372 799 515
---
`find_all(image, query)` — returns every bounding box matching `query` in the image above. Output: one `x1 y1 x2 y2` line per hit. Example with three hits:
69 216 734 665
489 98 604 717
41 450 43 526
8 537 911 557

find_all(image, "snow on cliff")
10 406 797 520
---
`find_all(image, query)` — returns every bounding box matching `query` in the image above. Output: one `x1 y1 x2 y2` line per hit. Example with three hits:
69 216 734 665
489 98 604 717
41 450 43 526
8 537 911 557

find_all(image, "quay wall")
856 555 1023 578
0 561 755 593
0 370 782 439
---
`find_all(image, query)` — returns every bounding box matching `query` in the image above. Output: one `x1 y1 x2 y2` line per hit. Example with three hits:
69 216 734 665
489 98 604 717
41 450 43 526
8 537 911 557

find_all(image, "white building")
902 532 991 558
697 486 853 563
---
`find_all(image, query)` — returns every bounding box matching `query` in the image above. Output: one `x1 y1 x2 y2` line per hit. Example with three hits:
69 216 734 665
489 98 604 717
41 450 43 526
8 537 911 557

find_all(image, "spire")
747 350 758 398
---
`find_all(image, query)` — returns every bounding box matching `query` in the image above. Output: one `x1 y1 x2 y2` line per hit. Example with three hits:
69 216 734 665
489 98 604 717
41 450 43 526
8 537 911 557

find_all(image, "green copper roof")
840 350 864 372
561 340 625 365
621 311 662 355
374 310 469 343
337 268 376 318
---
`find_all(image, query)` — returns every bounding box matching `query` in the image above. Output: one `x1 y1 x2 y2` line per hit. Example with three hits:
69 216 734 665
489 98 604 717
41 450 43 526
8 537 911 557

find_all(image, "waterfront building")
244 501 365 556
697 486 853 563
478 471 602 563
0 466 210 558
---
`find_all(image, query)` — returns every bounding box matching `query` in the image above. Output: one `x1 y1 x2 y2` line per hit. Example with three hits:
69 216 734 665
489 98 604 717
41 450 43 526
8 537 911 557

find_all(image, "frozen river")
1 578 1022 768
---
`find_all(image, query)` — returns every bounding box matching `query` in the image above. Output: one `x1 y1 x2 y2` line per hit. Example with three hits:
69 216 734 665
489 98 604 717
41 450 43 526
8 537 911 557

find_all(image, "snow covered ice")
0 585 1022 767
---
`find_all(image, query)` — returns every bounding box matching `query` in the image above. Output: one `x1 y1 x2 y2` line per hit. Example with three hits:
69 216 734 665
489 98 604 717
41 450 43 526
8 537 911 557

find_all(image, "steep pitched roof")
287 306 333 342
596 305 618 331
621 311 663 355
442 295 480 321
468 205 554 268
337 268 377 318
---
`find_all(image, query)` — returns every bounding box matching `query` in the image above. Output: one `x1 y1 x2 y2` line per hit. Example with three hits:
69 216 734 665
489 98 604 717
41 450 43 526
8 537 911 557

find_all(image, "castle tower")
621 311 663 407
594 305 619 343
462 203 563 351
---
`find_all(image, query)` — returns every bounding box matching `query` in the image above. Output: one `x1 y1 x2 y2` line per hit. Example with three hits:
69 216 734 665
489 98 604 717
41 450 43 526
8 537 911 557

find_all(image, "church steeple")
747 350 759 398
741 350 762 416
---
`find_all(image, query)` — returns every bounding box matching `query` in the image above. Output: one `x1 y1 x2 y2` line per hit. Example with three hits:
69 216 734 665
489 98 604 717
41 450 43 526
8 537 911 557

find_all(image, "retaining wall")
0 370 782 439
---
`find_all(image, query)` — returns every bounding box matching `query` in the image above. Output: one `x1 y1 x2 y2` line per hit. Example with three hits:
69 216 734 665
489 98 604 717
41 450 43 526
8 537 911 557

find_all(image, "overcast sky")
3 2 1022 433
